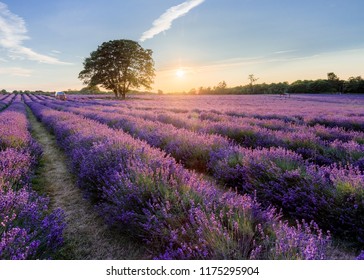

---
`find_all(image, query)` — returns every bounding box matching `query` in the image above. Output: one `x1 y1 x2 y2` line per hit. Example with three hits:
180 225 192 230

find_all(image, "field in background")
66 93 364 115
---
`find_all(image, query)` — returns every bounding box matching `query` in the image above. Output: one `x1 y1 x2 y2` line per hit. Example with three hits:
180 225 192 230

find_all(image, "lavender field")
1 93 364 260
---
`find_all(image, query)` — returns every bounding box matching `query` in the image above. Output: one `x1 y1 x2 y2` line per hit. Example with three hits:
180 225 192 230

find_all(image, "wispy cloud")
0 2 71 65
140 0 205 42
0 67 33 77
274 49 298 54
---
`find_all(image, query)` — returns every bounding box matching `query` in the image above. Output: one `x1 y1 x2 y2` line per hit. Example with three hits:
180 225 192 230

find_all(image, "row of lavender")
0 95 64 259
0 94 15 111
24 95 331 259
37 94 364 168
122 107 364 141
33 95 364 245
34 95 364 168
63 93 364 132
77 102 364 168
138 108 364 157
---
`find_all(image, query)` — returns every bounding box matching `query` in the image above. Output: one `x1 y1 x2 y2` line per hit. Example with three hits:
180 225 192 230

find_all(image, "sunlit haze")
0 0 363 92
176 69 185 78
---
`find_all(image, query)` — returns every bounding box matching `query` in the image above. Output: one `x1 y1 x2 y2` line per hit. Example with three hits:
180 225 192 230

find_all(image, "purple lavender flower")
0 97 65 259
356 251 364 260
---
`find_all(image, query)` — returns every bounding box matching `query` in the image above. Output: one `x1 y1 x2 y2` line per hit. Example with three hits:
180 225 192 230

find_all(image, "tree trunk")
121 93 125 100
113 90 119 99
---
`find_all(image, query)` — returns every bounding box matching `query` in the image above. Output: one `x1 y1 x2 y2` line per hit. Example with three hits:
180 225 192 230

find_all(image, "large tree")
79 39 155 99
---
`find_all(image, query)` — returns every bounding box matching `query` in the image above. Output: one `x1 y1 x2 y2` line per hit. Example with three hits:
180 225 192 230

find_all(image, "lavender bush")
0 148 33 190
210 146 364 243
0 96 65 259
0 188 64 259
0 93 15 111
356 251 364 260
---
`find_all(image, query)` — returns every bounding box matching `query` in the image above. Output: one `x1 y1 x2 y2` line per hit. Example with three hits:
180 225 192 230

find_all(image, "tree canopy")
79 85 102 94
79 39 155 99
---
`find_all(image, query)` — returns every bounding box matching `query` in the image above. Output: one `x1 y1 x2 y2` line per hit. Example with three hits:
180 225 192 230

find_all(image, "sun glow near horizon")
176 69 185 78
152 46 364 93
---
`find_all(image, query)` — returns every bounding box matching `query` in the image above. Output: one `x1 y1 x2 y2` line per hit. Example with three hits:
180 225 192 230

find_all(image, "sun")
176 69 185 78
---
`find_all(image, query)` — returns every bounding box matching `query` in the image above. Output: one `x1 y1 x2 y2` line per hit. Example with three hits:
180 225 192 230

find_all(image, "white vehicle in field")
55 91 67 100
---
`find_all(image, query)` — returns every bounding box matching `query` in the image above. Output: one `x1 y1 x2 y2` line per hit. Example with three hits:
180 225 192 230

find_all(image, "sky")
0 0 364 93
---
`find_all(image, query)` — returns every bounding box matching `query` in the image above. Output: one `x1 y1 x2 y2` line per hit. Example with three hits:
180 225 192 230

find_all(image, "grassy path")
27 107 149 260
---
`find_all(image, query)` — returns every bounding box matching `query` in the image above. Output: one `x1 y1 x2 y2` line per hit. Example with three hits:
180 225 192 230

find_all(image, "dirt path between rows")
27 107 148 260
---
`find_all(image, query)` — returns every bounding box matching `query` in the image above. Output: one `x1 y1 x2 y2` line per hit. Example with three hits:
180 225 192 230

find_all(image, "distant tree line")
194 73 364 95
1 89 51 95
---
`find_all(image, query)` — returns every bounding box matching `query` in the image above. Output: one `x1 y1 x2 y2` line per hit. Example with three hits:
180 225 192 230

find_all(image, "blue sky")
0 0 363 92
